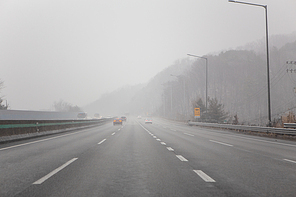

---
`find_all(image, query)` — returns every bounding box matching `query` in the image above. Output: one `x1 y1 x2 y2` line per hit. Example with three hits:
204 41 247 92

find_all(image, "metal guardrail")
0 118 112 137
283 123 296 129
188 121 296 136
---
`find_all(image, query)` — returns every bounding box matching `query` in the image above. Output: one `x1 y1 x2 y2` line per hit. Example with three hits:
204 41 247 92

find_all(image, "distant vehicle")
137 115 142 119
145 118 152 124
94 113 101 119
113 118 123 125
77 112 87 119
121 116 127 121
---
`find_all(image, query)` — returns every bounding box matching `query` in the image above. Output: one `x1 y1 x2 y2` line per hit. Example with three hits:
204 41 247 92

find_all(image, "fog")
0 0 295 110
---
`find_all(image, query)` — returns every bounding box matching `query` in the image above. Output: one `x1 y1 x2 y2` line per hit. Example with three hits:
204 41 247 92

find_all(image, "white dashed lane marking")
184 133 194 137
176 155 188 161
193 170 216 182
33 158 78 184
167 147 174 151
98 139 106 145
284 159 296 164
139 121 218 183
210 140 233 147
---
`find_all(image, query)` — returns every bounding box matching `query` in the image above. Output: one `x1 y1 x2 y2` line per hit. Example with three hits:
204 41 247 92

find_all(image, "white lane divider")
167 147 174 151
33 158 78 184
210 140 233 147
139 121 176 156
193 170 216 182
98 139 106 145
111 132 115 135
225 134 296 148
138 123 149 132
0 130 84 151
176 155 188 161
284 159 296 164
139 121 217 183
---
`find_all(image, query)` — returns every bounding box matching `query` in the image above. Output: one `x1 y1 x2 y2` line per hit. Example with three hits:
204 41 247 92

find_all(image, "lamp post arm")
187 54 207 61
228 0 266 8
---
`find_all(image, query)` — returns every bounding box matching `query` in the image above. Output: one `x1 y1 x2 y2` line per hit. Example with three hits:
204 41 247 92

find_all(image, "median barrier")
0 119 111 138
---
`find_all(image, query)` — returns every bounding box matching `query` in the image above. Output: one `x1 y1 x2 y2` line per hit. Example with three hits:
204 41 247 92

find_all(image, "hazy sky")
0 0 295 110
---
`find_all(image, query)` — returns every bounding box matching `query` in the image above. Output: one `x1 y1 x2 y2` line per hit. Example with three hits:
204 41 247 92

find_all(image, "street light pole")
171 85 173 118
171 74 186 118
187 54 208 114
228 0 271 126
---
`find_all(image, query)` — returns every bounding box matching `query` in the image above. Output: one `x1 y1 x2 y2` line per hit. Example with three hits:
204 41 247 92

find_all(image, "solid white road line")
33 158 78 184
284 159 296 164
210 140 233 147
161 142 166 145
184 133 194 137
220 133 296 148
176 155 188 161
193 170 216 182
167 147 174 151
0 130 84 151
98 139 106 145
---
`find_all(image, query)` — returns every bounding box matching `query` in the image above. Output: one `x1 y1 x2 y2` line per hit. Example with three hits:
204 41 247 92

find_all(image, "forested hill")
158 38 296 125
85 33 296 125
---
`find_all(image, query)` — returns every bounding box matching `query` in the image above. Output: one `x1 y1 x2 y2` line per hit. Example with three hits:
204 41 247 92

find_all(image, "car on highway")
121 116 127 121
144 118 152 124
113 118 123 125
77 112 87 119
93 113 101 119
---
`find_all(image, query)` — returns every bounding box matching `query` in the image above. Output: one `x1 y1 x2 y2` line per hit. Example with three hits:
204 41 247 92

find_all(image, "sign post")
194 108 200 119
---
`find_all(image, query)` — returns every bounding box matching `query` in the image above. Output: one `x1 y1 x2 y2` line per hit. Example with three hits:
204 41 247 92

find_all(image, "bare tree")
0 79 8 110
53 100 81 112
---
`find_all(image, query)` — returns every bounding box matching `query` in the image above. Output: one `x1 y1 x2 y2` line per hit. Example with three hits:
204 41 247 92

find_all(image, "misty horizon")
0 0 295 110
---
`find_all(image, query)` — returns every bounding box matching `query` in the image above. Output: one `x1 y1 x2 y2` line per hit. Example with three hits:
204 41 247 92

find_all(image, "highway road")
0 117 295 196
